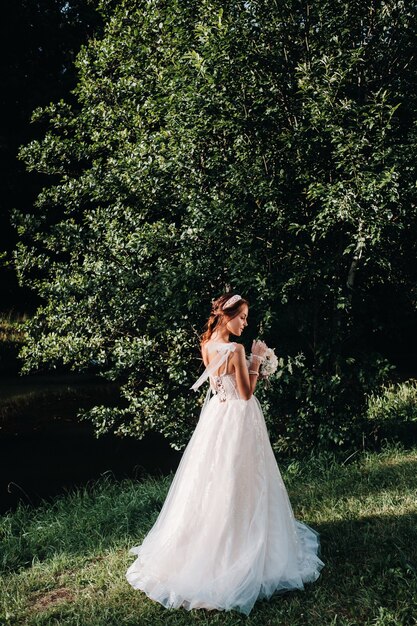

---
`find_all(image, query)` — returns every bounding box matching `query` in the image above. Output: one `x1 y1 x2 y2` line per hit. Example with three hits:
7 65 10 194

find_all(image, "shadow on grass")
0 472 173 573
18 510 417 626
286 446 417 503
2 447 417 571
2 448 417 626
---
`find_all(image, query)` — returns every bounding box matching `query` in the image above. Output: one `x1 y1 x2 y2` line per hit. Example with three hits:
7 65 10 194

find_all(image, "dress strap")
221 351 230 376
190 343 237 392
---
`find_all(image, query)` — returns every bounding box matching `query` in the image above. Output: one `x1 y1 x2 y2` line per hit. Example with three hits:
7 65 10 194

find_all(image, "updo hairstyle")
199 292 249 346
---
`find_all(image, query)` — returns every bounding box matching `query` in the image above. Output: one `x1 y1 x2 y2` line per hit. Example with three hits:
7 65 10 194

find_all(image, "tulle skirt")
126 394 324 615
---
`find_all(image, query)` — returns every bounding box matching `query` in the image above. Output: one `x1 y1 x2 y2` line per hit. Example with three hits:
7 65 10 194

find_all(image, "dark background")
0 0 104 312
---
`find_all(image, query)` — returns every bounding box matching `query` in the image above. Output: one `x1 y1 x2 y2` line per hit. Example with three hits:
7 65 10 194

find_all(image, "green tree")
0 0 103 308
14 0 417 453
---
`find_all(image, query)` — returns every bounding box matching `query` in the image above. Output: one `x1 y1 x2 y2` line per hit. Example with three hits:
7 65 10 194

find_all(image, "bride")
126 292 324 615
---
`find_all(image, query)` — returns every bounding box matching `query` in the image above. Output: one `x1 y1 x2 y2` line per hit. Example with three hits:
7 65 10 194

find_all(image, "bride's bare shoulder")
201 340 240 366
201 340 218 363
233 343 245 357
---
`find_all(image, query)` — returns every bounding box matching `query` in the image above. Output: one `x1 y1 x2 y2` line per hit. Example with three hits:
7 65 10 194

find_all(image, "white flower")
260 347 278 377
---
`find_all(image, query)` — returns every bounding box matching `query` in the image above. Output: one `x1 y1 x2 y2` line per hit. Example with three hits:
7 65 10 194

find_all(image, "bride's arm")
234 344 260 400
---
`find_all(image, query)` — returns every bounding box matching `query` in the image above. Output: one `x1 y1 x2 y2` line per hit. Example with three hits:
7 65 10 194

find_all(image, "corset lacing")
210 351 232 402
212 376 227 402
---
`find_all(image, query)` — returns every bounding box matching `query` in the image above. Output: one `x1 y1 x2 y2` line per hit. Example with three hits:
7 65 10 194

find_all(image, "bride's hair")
200 292 249 345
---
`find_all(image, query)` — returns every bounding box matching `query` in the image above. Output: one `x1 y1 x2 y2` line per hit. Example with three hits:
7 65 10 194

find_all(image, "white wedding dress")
126 341 324 616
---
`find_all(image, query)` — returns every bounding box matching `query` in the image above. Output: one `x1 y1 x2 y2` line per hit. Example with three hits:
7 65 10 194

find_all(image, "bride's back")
202 340 237 377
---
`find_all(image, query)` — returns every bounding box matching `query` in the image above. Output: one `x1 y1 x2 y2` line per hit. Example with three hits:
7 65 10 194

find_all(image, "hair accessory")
222 294 242 310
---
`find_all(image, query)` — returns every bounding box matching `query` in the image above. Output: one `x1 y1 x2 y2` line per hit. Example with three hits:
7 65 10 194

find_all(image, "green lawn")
1 442 416 626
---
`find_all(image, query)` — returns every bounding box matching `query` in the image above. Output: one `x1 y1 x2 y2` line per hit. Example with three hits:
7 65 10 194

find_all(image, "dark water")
0 374 182 515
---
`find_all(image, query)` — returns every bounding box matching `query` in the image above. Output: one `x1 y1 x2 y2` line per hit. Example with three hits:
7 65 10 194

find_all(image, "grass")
1 443 417 626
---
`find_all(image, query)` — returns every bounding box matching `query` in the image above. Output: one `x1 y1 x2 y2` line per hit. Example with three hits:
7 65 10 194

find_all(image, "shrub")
365 380 417 446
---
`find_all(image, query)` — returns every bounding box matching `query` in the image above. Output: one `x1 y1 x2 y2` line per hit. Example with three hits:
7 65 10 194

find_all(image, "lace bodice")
210 371 241 401
190 341 248 402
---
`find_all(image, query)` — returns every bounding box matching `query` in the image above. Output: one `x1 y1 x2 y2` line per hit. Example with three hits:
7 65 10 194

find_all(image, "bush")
365 380 417 446
260 351 394 457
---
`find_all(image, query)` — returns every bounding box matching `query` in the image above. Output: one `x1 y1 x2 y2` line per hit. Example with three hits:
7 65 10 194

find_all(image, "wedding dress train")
126 341 324 615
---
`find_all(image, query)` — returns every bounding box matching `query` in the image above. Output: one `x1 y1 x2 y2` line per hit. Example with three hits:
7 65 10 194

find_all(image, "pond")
0 373 182 515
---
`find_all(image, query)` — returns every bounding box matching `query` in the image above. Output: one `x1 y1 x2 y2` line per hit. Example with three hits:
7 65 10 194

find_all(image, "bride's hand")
251 339 268 360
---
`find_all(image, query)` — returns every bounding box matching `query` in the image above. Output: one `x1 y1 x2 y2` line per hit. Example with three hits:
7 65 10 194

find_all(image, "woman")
126 292 324 615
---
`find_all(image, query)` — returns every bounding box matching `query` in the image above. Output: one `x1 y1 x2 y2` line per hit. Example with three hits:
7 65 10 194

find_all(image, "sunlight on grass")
1 443 416 625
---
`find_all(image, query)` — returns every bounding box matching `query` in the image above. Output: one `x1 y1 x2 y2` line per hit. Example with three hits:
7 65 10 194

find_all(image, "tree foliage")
14 0 417 453
0 0 103 307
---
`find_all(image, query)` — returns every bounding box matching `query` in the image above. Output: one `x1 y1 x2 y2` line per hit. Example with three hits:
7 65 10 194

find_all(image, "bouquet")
251 340 278 388
259 347 278 379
